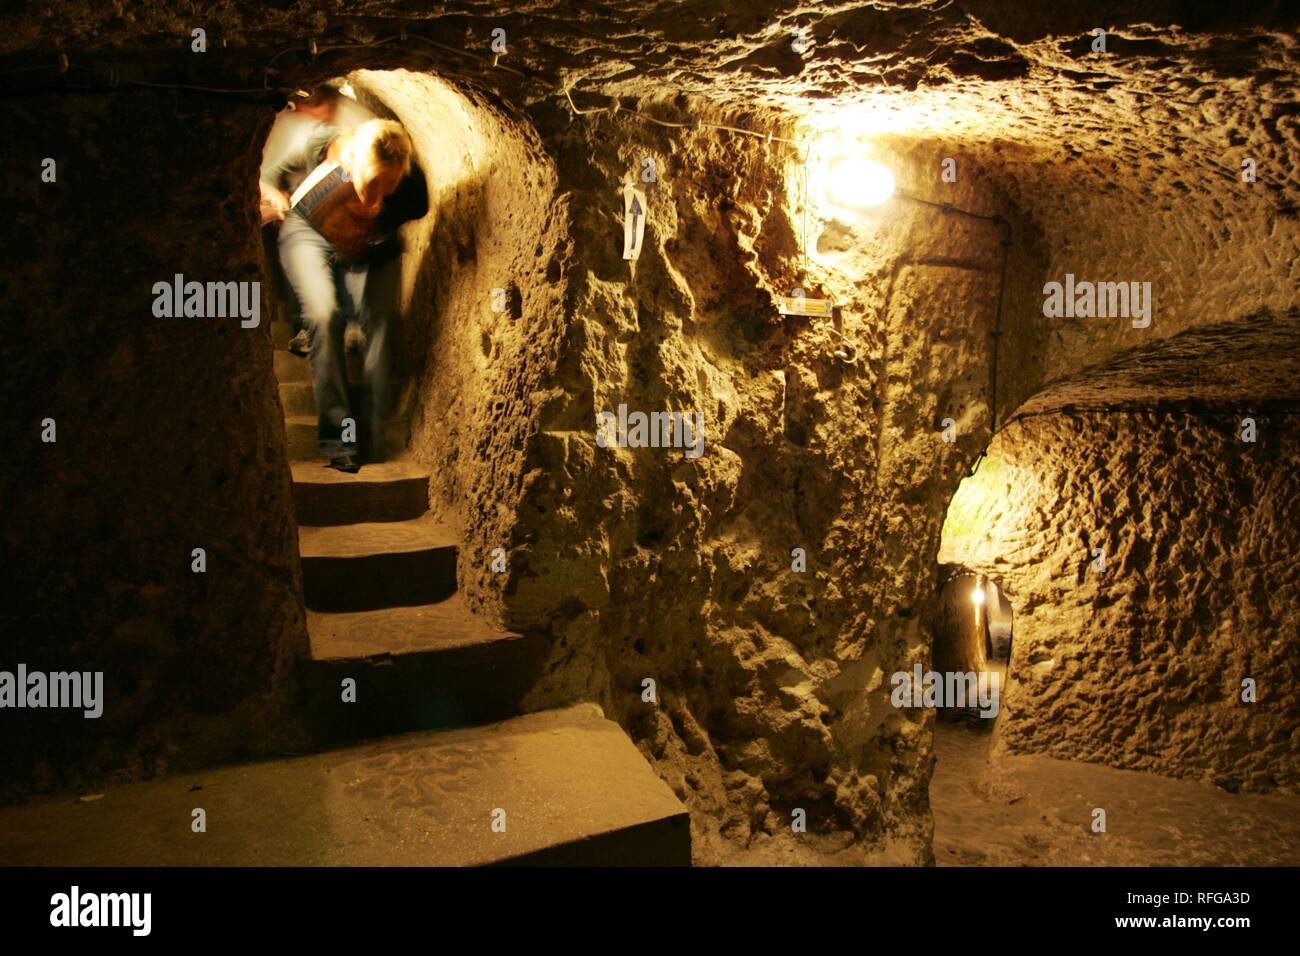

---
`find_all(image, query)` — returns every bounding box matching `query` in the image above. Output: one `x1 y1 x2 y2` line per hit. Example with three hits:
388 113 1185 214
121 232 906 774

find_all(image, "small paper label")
623 184 648 261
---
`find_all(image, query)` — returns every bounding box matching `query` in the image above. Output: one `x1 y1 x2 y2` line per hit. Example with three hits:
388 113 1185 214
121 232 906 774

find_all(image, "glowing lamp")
825 157 895 209
970 586 986 607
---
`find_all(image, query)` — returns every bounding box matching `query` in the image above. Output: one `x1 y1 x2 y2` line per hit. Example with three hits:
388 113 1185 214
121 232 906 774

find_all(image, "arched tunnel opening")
254 67 559 732
929 333 1300 863
1 3 1299 896
258 68 553 499
931 568 1012 715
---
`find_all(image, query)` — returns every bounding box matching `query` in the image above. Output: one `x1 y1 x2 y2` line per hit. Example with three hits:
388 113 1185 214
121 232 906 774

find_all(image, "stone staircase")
264 322 691 865
0 705 692 866
273 321 548 739
0 329 693 866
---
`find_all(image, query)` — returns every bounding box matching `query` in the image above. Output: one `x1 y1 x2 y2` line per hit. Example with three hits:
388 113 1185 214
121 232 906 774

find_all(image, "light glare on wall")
825 157 895 209
970 586 987 607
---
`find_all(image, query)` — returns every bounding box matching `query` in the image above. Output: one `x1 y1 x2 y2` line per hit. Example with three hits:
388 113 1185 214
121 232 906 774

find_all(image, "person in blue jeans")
259 86 345 355
261 119 428 472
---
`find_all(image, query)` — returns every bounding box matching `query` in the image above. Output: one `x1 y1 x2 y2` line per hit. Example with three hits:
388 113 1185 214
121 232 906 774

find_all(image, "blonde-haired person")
341 120 413 185
262 117 428 472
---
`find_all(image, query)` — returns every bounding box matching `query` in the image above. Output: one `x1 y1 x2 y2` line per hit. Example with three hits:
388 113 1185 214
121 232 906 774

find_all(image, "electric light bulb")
825 157 895 209
971 586 986 607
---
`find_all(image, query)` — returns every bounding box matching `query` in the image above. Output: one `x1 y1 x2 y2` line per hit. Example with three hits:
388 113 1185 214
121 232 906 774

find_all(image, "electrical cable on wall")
5 42 1032 451
562 85 802 145
891 192 1012 461
566 84 865 365
0 28 530 95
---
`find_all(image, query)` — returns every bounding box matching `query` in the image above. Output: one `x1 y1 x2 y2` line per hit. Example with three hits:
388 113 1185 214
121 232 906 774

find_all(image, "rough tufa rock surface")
942 413 1300 794
1 2 1297 863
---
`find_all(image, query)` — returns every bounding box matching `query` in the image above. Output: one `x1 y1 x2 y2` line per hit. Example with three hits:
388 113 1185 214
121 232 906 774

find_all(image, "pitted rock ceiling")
8 1 1298 410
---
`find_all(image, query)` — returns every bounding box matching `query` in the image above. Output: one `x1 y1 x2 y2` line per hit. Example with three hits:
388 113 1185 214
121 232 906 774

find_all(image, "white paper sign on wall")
623 184 648 261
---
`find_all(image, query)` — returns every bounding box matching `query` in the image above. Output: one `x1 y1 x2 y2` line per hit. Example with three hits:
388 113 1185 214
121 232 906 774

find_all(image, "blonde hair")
340 119 413 183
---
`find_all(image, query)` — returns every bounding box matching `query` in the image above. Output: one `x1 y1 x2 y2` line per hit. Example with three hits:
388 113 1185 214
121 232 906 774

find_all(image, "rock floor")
707 720 1300 867
930 722 1300 866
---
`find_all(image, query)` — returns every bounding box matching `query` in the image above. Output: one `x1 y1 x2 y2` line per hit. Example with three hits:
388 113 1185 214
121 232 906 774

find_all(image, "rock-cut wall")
940 412 1300 793
0 90 309 801
489 98 1027 862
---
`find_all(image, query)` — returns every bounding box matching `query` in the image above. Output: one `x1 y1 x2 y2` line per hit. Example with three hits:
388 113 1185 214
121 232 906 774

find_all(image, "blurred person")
259 87 345 356
261 118 427 472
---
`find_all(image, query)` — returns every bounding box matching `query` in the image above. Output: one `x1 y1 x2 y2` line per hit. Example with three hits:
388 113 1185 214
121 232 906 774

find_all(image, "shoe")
288 328 310 357
327 454 361 474
344 323 368 355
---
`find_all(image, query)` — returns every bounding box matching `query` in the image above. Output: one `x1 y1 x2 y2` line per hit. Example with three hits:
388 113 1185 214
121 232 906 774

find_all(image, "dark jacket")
262 124 429 262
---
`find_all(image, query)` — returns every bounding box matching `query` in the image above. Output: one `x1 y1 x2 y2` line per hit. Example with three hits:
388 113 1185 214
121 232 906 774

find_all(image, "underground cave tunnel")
1 1 1298 883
